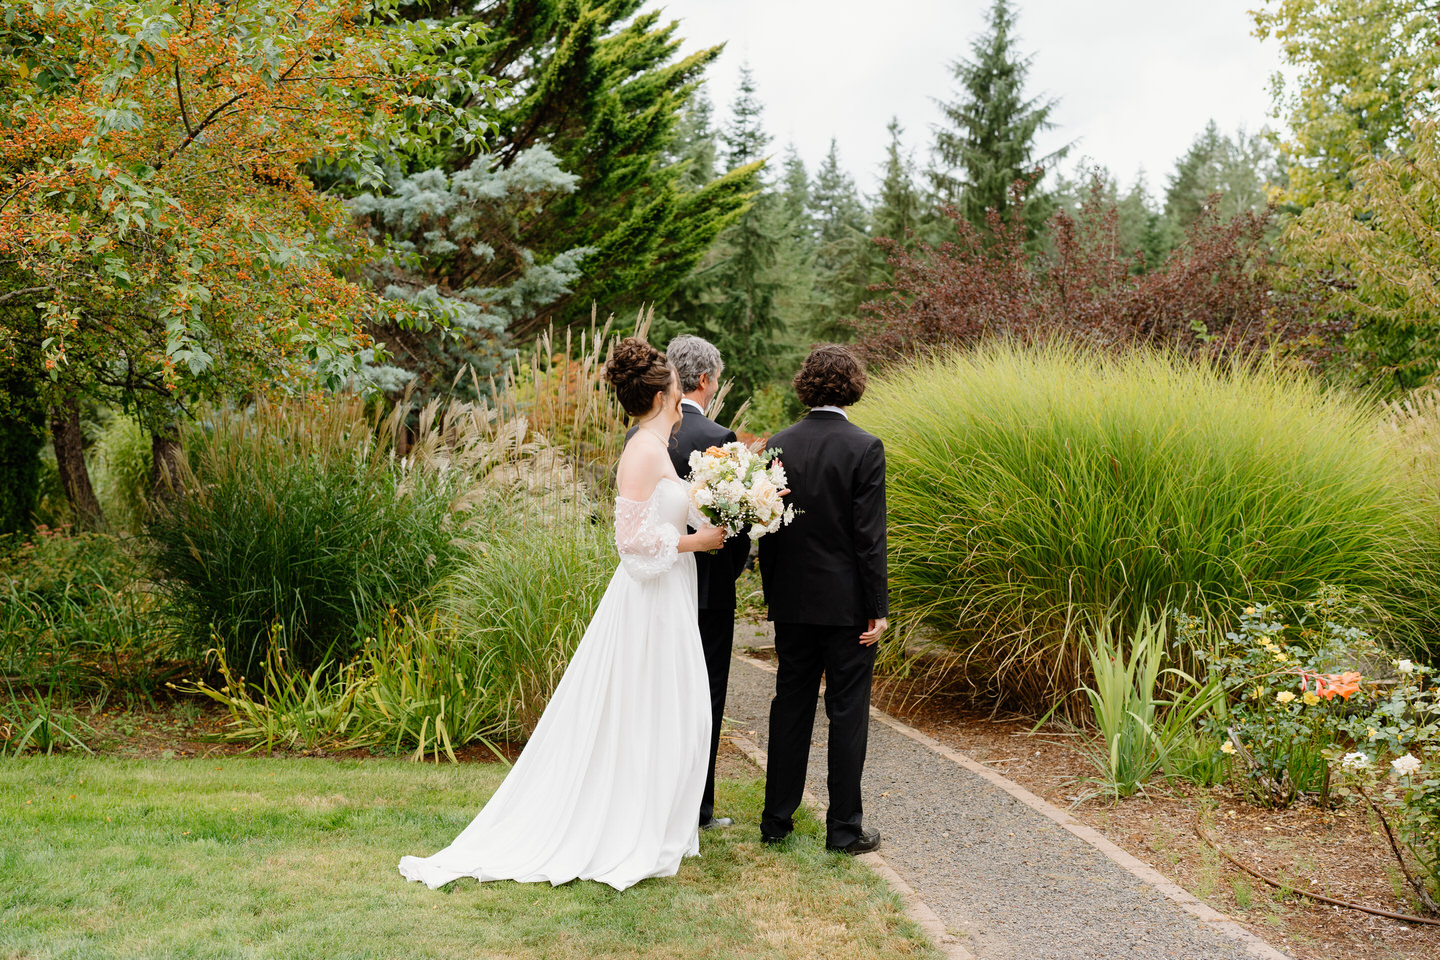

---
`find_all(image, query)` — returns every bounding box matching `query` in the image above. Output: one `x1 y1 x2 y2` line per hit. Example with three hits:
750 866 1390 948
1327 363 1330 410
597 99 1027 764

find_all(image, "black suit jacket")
758 411 888 626
625 404 748 610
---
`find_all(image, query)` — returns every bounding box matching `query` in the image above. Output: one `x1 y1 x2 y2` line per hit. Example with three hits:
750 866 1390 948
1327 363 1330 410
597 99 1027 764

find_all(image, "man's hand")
859 618 888 646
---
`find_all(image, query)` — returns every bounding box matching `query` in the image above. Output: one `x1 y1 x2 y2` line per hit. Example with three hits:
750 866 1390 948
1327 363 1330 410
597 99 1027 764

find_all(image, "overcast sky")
658 0 1283 197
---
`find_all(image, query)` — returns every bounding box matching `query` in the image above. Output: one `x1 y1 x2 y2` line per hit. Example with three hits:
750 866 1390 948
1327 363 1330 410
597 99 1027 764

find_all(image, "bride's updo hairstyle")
604 337 675 417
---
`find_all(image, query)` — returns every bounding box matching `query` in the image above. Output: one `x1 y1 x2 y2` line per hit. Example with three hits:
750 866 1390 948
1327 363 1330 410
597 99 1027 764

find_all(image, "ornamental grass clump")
146 395 504 677
858 342 1440 708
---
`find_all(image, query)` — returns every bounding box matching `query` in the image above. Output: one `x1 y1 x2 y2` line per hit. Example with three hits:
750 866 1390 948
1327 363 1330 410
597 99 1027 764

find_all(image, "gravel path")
725 625 1288 960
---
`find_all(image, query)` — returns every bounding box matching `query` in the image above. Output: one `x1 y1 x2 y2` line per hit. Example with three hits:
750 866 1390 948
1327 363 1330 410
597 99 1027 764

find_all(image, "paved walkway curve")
723 632 1294 960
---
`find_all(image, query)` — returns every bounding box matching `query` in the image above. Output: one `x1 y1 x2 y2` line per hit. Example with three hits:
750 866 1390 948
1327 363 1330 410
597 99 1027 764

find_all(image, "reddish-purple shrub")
857 185 1344 365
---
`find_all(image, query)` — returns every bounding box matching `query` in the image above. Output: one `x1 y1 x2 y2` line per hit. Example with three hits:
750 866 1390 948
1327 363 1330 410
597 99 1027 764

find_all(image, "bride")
398 337 726 892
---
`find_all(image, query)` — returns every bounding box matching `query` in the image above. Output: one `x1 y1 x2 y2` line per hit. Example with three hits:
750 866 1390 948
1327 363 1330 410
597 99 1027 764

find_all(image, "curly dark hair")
793 344 867 408
603 337 675 417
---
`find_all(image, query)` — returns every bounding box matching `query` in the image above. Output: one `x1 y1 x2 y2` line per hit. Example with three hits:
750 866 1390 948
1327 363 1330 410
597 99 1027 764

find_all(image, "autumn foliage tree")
0 0 490 527
857 182 1340 365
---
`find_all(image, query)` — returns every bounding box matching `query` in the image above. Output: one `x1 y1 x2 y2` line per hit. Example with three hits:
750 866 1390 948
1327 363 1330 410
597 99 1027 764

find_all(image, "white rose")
751 482 782 520
1391 754 1423 777
692 487 714 508
1340 752 1370 771
1397 659 1415 674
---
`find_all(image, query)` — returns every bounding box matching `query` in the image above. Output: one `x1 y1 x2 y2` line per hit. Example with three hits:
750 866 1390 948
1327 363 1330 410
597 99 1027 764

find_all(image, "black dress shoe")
699 816 734 831
760 830 791 845
826 827 880 855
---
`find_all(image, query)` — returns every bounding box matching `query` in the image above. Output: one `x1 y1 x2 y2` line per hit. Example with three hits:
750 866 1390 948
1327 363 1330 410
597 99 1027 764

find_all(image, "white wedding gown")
397 475 711 891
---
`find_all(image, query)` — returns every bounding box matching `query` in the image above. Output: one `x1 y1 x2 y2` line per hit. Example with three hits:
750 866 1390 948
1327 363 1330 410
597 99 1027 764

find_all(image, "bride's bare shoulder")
616 433 667 501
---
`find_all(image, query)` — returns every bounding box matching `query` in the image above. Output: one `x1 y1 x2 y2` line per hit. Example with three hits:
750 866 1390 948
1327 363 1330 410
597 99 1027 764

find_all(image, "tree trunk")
149 423 184 499
50 396 103 529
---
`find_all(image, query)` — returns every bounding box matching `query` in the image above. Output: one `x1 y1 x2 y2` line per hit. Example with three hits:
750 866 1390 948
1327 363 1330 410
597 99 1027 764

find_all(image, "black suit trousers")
697 605 734 823
760 622 877 848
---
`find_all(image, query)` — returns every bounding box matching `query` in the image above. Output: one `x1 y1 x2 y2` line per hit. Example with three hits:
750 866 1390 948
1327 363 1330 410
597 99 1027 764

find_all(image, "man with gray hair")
629 334 749 829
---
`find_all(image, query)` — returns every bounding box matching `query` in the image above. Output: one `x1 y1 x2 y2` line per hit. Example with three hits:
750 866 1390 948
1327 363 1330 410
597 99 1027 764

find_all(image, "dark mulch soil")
870 664 1439 960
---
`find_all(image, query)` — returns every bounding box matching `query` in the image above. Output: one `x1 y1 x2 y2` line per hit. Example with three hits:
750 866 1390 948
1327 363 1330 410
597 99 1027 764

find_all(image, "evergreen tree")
667 67 785 402
350 146 594 401
808 140 871 340
779 146 815 242
872 119 925 250
774 145 820 335
390 1 758 330
1162 122 1279 244
929 0 1066 238
671 89 719 192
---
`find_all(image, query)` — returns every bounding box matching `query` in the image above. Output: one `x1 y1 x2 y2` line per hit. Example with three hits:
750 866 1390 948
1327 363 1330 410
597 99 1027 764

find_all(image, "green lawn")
1 758 938 959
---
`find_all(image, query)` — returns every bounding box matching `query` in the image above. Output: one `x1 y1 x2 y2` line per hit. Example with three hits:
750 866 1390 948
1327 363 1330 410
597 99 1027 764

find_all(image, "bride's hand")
687 524 726 552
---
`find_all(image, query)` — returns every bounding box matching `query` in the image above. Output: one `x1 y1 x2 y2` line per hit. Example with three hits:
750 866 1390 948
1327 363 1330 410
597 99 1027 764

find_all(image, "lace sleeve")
614 496 681 581
686 497 709 533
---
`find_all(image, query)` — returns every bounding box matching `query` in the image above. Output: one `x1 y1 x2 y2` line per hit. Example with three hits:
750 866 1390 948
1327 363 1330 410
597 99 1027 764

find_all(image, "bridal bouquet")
687 442 797 541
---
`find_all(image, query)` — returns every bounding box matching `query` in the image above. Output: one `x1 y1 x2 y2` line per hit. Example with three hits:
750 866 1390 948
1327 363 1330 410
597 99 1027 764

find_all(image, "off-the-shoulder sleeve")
614 496 681 581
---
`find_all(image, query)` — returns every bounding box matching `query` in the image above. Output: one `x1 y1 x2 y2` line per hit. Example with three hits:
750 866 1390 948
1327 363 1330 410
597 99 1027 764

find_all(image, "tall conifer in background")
929 0 1065 238
372 2 758 345
667 66 784 401
807 140 871 339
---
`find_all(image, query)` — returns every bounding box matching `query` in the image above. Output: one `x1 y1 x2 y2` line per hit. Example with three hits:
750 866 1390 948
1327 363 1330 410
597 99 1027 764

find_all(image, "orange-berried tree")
0 0 492 523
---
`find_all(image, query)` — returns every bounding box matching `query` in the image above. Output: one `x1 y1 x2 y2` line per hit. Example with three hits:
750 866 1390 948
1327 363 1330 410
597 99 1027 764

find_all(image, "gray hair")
665 335 723 392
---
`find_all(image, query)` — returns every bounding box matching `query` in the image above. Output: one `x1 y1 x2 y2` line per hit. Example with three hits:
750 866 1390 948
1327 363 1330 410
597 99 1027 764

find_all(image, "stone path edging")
733 651 1291 960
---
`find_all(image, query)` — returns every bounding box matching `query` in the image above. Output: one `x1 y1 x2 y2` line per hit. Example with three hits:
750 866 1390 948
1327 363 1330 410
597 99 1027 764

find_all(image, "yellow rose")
1302 691 1320 706
1221 742 1236 755
1276 691 1296 704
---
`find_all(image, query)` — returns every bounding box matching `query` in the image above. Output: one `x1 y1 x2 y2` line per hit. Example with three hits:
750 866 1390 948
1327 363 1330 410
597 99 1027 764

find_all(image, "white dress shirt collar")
680 398 705 415
810 405 849 420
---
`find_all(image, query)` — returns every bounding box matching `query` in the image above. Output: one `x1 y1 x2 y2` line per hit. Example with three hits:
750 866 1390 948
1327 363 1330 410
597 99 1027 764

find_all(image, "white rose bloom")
693 487 715 507
1340 752 1370 770
1391 754 1423 777
1397 659 1415 674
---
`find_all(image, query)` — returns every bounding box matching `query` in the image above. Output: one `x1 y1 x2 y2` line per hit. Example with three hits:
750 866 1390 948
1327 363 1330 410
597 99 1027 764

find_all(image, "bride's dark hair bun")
605 337 674 417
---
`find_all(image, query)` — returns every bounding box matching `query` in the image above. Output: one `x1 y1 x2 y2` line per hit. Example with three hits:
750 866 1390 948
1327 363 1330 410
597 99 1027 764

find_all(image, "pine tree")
774 145 819 335
929 0 1066 237
1162 122 1278 243
779 146 815 242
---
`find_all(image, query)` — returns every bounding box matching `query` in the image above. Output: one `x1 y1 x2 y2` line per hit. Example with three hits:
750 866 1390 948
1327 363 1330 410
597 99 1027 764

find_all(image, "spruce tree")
929 0 1066 237
808 139 871 340
774 145 819 335
872 119 925 250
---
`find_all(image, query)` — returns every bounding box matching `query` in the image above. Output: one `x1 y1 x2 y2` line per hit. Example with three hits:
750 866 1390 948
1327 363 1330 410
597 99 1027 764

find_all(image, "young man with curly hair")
757 344 888 854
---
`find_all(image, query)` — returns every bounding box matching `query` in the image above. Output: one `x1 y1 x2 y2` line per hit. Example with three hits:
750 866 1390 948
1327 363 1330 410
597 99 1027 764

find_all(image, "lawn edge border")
727 726 976 960
731 652 1292 960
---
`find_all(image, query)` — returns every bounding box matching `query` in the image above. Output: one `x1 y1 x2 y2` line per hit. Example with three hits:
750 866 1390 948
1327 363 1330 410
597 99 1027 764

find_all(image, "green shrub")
183 510 618 756
0 530 173 697
858 342 1440 707
145 398 491 677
